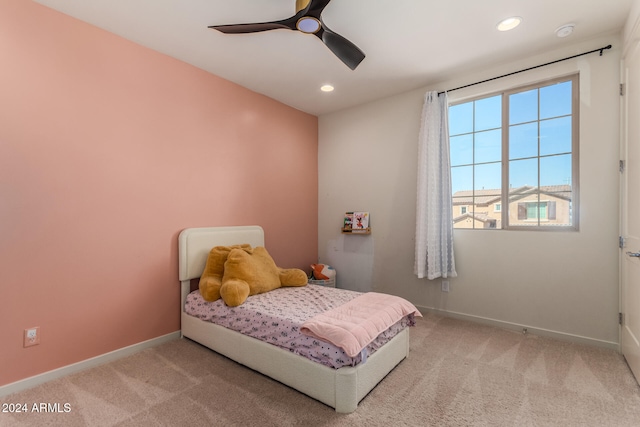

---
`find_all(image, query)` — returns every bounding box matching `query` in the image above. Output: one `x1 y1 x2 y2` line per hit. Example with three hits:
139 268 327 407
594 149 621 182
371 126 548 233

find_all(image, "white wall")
623 0 640 48
318 34 622 347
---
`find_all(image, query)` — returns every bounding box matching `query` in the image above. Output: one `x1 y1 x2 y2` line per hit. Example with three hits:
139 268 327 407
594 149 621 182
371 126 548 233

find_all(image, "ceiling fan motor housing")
296 0 312 14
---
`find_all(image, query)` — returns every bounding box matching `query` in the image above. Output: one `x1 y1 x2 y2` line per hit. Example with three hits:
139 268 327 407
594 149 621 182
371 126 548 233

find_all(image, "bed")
178 225 413 413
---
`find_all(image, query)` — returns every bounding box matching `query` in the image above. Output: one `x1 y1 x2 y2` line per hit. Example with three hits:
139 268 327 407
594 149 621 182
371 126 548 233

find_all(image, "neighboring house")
453 185 572 229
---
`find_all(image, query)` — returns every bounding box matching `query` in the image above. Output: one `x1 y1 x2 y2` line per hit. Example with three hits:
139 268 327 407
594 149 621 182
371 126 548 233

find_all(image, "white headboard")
178 226 265 281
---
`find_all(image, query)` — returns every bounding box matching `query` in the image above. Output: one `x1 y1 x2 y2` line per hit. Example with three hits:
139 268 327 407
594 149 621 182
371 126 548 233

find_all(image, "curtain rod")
438 44 612 95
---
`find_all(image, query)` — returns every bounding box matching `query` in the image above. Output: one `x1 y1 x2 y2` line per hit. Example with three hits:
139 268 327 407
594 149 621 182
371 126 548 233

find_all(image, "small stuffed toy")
310 263 336 281
199 244 308 307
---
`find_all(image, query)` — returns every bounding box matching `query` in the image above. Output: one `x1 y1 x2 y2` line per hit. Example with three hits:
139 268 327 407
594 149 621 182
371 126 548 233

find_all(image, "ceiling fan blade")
209 19 297 34
210 0 327 35
318 25 365 70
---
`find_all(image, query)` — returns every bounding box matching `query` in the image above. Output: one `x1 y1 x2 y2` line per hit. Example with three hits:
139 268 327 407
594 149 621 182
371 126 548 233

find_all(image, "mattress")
184 284 414 368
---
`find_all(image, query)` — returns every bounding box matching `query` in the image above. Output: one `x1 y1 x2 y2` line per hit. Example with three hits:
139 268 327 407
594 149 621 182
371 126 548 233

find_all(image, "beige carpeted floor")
2 313 640 426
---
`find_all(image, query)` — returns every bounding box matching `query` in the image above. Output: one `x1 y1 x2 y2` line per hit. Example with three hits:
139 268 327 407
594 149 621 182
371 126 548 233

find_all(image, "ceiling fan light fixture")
496 16 522 32
297 17 321 34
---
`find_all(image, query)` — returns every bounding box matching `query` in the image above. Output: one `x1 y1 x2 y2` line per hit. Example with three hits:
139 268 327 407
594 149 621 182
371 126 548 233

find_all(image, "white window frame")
449 74 580 231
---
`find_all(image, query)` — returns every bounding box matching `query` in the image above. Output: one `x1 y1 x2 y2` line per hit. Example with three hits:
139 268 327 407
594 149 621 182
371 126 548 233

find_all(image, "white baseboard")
0 331 180 398
416 305 620 351
1 309 620 397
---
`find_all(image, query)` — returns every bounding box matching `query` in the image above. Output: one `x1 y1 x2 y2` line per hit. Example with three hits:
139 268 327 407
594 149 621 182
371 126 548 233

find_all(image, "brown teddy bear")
199 244 308 307
199 244 252 302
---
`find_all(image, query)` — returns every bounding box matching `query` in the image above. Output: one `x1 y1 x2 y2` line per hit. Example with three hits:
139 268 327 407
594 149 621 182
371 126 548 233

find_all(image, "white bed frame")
178 226 410 413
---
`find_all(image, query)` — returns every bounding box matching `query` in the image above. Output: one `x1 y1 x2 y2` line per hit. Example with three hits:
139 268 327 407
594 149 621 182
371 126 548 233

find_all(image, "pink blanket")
300 292 422 358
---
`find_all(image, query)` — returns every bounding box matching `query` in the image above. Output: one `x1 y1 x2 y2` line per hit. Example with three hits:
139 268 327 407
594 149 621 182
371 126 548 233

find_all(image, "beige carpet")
2 313 640 426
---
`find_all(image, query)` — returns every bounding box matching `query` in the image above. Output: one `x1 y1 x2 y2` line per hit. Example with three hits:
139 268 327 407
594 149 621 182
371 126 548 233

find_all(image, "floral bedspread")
184 284 410 368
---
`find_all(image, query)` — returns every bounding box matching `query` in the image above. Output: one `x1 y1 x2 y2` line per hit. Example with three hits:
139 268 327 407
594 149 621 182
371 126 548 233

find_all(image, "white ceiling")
34 0 633 116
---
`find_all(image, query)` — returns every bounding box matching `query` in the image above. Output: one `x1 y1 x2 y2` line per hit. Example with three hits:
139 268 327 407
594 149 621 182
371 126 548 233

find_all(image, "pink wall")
0 0 318 387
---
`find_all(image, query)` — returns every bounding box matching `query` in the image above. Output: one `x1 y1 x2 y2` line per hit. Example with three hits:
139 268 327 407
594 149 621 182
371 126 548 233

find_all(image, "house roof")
453 185 572 205
453 212 495 224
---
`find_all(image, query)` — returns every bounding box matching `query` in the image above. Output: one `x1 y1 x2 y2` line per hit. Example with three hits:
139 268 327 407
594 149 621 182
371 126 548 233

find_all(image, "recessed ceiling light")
555 24 575 38
320 84 334 92
496 16 522 32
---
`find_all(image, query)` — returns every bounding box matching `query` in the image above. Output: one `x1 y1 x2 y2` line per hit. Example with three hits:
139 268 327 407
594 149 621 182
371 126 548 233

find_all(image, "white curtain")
414 91 457 280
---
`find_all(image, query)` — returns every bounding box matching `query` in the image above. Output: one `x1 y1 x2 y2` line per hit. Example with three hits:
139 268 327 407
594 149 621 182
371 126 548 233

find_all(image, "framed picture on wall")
353 212 369 231
343 212 354 231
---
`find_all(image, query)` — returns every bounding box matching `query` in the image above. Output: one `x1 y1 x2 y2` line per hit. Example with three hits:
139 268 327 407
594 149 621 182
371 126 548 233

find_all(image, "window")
449 75 578 230
517 200 557 221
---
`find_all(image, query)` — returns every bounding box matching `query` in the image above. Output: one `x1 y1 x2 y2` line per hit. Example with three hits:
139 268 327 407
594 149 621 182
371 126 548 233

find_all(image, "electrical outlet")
24 327 40 347
441 280 450 292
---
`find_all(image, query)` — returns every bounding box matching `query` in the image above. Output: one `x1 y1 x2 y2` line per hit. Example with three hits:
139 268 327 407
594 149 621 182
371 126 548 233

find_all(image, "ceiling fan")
209 0 366 70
